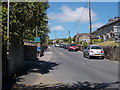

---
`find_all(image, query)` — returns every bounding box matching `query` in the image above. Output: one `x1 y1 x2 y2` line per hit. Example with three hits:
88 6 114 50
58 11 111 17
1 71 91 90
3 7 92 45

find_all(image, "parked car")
64 44 69 49
55 43 60 47
60 44 66 48
83 45 105 59
68 44 78 51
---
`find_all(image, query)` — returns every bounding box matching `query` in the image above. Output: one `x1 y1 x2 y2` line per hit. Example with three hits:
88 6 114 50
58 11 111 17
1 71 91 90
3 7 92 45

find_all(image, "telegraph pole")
55 31 56 39
88 0 92 45
68 30 70 45
36 26 38 42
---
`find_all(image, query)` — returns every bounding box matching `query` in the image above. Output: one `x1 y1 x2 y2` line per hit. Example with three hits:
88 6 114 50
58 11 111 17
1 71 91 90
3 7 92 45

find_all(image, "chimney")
109 18 114 23
114 17 120 20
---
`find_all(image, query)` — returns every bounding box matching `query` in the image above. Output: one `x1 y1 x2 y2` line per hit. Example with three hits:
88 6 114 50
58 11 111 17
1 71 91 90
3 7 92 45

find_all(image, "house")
93 17 120 41
73 33 99 43
74 33 90 43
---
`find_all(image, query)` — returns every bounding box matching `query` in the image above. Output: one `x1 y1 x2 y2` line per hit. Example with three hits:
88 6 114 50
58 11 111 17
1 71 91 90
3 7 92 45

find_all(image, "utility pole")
68 30 70 45
55 31 56 39
88 0 92 45
36 26 38 42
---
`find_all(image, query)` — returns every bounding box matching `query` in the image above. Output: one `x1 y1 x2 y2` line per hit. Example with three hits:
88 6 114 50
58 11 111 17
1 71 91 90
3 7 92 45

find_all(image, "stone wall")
102 46 120 62
9 37 24 77
24 45 37 61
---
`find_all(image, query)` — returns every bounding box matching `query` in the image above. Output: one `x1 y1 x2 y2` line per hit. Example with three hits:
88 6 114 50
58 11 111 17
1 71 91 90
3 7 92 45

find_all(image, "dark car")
63 44 69 49
60 44 66 48
68 44 78 51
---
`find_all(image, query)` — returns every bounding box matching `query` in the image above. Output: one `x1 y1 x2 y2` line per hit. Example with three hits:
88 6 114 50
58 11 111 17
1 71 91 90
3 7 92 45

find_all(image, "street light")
7 0 10 54
7 0 10 80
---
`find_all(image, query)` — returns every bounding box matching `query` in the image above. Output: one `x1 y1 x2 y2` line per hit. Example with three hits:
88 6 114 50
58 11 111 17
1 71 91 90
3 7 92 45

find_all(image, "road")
45 46 119 88
16 46 119 89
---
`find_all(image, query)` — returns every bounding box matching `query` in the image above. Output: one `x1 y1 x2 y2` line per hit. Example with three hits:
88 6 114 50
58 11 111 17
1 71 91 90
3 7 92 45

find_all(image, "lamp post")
7 0 10 80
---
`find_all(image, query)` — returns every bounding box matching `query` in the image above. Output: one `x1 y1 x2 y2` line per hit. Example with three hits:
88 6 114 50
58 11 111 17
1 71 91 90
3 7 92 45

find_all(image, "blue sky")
47 2 118 39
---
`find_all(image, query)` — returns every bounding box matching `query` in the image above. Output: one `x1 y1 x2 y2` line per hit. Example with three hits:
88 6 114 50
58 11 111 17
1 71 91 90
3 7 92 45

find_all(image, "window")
91 46 102 49
70 44 76 46
87 46 90 49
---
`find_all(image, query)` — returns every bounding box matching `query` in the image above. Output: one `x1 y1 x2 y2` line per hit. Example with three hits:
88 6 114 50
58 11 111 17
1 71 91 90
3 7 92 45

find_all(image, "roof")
75 33 90 37
74 33 99 39
97 18 120 30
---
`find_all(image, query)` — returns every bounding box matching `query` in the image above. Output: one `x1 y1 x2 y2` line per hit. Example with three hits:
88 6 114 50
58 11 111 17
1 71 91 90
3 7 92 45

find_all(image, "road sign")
37 47 41 52
114 26 120 43
34 37 40 42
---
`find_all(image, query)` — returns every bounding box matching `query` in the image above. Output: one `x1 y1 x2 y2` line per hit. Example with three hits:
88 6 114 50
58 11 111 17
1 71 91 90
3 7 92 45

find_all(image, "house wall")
75 34 90 43
78 35 90 43
95 20 120 41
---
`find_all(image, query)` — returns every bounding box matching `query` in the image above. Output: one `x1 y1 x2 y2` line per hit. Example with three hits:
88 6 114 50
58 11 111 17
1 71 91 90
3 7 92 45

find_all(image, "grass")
94 41 119 46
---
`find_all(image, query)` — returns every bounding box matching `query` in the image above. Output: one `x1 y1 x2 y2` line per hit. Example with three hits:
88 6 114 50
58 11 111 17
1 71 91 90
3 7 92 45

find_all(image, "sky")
47 2 118 39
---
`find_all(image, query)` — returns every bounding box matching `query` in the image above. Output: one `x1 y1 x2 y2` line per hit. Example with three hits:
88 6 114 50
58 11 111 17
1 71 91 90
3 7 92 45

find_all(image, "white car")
83 45 105 59
55 43 60 47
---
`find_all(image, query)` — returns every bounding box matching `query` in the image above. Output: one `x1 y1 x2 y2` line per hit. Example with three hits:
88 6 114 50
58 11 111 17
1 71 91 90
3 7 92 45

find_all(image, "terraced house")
93 17 120 41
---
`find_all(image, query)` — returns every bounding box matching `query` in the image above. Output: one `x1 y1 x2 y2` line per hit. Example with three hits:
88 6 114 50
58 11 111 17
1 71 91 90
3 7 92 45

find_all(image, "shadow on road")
13 81 120 90
2 59 61 90
17 60 60 76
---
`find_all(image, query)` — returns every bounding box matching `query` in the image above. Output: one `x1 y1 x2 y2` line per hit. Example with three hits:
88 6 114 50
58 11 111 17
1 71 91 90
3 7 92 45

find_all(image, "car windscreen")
70 44 77 46
91 46 102 49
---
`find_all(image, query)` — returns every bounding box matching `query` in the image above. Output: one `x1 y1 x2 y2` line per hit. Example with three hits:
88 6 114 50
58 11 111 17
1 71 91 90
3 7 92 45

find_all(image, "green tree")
2 2 50 56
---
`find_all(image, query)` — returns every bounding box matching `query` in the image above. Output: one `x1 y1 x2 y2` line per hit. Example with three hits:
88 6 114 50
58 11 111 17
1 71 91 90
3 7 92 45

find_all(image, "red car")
68 44 78 51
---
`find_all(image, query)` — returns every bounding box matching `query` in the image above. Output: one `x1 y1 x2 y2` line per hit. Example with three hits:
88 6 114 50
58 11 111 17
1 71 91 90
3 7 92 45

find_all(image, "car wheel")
101 56 104 59
88 55 91 59
83 53 86 57
76 50 78 52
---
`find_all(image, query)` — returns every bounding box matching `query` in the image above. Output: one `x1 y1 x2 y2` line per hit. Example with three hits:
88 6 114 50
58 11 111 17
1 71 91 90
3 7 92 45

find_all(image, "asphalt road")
46 46 119 88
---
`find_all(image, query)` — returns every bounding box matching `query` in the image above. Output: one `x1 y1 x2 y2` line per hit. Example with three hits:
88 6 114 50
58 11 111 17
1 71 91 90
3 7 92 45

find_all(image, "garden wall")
24 45 37 61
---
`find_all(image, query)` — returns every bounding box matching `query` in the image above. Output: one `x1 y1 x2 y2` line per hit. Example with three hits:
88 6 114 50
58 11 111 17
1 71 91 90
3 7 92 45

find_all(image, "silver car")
83 45 105 59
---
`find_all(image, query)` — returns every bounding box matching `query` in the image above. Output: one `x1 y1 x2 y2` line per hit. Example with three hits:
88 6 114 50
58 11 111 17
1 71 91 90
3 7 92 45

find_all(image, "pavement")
39 47 52 62
15 46 61 86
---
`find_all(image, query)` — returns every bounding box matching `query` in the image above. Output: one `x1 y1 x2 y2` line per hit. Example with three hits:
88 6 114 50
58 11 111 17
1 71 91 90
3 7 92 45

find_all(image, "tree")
2 2 50 57
2 2 49 42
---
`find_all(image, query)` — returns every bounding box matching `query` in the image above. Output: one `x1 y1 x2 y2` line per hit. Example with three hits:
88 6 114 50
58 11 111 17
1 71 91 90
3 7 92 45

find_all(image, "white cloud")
51 26 64 30
92 23 104 29
48 5 97 23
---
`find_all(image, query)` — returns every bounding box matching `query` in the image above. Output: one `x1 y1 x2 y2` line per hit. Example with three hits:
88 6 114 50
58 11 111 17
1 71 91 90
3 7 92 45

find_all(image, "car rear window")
91 46 102 49
70 44 76 46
